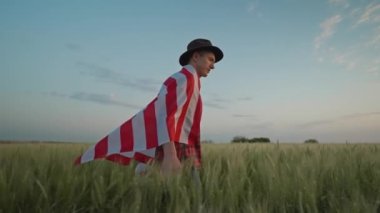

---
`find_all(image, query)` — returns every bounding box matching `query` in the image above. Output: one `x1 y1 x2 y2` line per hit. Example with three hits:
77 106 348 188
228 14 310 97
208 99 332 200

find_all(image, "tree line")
231 136 319 144
231 136 271 143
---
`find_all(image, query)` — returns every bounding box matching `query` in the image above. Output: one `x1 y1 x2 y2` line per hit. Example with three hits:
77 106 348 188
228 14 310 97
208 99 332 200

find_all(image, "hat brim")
179 46 224 66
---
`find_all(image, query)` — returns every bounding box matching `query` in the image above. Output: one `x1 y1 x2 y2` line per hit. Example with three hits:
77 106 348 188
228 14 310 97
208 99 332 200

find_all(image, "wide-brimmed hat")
179 38 223 66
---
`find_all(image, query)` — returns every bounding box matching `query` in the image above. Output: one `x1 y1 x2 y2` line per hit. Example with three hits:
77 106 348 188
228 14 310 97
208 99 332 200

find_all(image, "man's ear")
192 52 200 63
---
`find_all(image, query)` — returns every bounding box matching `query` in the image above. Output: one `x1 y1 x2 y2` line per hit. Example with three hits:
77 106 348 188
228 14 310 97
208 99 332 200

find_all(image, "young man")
75 38 223 177
156 38 223 175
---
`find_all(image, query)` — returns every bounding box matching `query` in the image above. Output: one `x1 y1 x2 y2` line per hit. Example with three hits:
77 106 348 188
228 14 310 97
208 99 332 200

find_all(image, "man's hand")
161 154 182 175
160 141 182 175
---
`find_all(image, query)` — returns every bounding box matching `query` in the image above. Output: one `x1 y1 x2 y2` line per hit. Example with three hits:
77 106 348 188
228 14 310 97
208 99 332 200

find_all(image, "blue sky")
1 0 379 143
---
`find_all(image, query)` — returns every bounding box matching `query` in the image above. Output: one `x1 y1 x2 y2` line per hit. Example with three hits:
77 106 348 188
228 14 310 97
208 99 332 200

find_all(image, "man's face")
193 51 216 77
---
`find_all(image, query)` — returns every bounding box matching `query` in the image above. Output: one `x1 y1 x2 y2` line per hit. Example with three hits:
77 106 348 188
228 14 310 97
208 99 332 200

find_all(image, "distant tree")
232 136 271 143
249 137 271 143
201 140 214 144
231 136 248 143
304 139 319 144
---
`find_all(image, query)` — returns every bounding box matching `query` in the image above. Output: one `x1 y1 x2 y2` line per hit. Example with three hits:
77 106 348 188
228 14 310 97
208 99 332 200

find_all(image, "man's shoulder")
164 68 185 84
162 66 198 88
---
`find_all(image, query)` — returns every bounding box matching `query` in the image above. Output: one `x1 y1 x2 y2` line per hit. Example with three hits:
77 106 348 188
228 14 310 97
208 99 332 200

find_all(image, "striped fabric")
74 65 202 167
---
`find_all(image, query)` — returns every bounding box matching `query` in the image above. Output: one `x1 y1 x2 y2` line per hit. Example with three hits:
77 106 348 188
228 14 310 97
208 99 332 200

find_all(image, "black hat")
179 38 224 66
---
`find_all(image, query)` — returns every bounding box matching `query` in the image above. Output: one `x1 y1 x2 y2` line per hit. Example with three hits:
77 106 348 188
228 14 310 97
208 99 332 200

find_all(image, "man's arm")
160 141 182 175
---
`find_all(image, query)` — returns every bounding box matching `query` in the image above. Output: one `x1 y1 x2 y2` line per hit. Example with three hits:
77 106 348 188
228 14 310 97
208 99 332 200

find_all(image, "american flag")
74 65 202 167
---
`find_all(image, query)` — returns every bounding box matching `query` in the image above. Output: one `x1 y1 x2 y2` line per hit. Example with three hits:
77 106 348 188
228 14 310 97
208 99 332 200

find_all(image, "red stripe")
106 154 132 165
94 136 108 159
193 97 202 166
74 156 81 165
134 152 154 164
175 69 194 141
120 120 134 152
144 99 159 149
188 96 202 146
164 77 177 141
193 159 201 169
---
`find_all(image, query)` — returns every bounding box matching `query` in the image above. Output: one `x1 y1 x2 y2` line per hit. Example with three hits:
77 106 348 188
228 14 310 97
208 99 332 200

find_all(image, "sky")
1 0 380 143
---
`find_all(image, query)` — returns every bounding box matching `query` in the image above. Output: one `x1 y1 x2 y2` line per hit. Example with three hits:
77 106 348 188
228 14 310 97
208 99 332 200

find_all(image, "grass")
0 142 379 212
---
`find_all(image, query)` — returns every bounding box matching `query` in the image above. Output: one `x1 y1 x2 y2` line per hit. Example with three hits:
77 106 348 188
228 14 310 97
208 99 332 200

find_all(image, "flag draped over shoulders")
74 65 202 167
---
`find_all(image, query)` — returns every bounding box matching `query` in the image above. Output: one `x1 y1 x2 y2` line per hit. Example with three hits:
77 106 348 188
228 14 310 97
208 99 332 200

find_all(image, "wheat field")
0 142 379 212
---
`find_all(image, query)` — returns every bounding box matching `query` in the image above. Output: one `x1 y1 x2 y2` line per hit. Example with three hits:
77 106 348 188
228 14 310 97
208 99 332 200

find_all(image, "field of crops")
0 142 379 212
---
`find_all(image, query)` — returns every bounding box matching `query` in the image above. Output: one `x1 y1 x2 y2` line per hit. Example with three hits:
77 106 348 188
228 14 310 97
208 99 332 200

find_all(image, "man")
75 38 223 177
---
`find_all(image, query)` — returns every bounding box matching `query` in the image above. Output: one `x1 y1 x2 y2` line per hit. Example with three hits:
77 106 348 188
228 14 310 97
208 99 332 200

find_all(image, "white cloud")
329 0 350 8
330 48 380 76
65 43 82 51
247 2 256 13
232 114 256 118
246 1 262 18
368 27 380 47
49 91 141 109
366 58 380 76
315 2 380 77
329 0 342 4
372 34 380 46
332 51 357 70
357 3 380 25
314 15 343 49
299 111 380 128
77 61 160 92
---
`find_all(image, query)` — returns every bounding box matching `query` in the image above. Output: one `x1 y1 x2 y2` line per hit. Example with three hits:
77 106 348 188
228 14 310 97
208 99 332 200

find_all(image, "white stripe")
179 74 199 143
119 151 135 158
81 144 95 163
184 64 197 75
138 147 156 158
171 72 187 135
132 110 147 151
107 127 121 155
155 86 170 146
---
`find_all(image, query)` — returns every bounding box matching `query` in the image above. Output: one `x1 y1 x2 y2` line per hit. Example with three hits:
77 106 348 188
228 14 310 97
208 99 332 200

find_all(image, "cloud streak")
369 27 380 46
49 91 141 109
248 122 273 129
314 15 343 49
340 111 380 119
356 3 380 25
246 1 263 18
331 50 357 70
77 61 160 92
237 96 253 101
328 0 350 8
203 102 225 109
232 114 256 118
298 111 380 128
203 95 230 109
298 119 335 128
247 1 257 13
202 94 254 110
315 2 380 78
65 43 82 51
